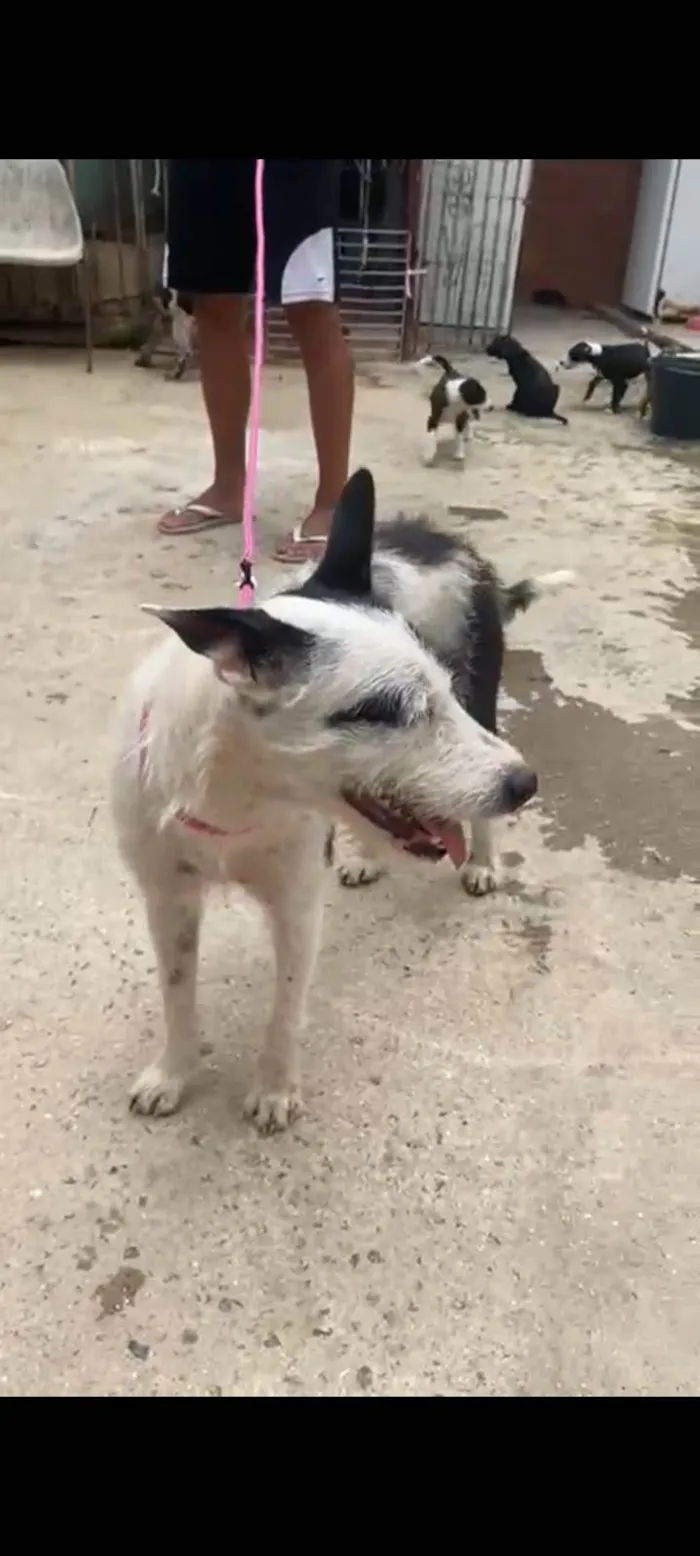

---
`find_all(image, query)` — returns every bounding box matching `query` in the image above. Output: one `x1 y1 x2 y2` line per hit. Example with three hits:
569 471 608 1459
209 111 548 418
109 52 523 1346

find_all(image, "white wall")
418 159 532 332
661 160 700 303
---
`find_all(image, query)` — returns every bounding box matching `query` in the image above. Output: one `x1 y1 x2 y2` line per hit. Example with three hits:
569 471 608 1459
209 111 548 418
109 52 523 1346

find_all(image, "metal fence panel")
416 159 532 349
266 225 410 363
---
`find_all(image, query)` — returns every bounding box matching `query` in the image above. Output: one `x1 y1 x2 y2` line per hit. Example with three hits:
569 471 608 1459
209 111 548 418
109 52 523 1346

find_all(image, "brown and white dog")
135 284 197 380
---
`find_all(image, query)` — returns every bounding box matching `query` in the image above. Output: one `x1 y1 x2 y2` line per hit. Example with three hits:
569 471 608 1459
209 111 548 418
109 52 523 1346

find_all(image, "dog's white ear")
311 467 375 598
140 605 313 683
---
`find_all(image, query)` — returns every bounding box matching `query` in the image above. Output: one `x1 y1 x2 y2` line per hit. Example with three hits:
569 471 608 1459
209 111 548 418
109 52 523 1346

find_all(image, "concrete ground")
1 313 699 1397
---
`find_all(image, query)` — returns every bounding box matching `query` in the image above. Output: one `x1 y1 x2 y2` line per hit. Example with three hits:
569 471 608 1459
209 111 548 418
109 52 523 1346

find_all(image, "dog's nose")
502 766 538 812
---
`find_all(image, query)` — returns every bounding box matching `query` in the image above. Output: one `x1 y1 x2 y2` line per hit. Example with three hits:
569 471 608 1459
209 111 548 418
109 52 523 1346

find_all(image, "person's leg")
157 160 255 536
282 299 354 548
157 160 355 550
158 295 249 534
260 162 355 562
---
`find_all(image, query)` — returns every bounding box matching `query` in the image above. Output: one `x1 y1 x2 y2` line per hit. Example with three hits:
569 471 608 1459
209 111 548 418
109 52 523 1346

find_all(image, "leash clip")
238 556 256 598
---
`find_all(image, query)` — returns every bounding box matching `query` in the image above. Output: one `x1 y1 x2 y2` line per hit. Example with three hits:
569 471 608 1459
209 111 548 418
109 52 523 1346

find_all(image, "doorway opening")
515 160 642 313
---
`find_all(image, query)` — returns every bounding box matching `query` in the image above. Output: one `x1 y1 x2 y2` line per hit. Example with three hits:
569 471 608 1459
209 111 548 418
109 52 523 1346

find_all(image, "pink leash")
238 157 265 607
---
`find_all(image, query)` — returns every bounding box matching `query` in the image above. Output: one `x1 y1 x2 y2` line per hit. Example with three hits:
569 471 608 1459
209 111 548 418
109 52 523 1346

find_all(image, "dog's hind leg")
134 313 164 369
166 306 195 381
129 872 204 1117
336 826 387 889
610 379 628 413
244 833 325 1133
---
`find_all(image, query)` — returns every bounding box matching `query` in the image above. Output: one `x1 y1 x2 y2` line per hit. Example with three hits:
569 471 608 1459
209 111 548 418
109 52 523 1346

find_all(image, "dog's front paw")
337 855 386 888
244 1085 303 1135
129 1061 189 1117
460 860 499 896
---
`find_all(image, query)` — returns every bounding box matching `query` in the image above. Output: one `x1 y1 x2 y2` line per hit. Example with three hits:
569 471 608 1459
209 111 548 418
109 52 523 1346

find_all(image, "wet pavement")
0 317 698 1395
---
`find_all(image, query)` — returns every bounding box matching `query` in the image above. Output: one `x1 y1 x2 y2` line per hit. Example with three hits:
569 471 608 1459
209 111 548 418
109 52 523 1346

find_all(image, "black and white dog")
112 469 544 1131
298 518 574 894
557 338 654 414
417 354 492 464
486 335 568 425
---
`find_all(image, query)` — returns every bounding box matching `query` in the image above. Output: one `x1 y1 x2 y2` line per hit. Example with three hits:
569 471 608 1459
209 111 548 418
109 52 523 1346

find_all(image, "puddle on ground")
659 516 700 660
447 505 507 523
94 1264 146 1318
513 914 552 974
506 650 699 884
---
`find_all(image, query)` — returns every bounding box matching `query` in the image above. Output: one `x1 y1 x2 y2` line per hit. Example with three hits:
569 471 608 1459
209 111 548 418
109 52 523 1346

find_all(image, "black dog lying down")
558 338 653 414
418 354 491 464
486 335 568 425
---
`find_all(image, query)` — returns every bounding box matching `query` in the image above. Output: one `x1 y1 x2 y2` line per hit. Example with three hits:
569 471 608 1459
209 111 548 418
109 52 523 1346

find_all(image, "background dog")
558 338 653 414
112 469 538 1131
417 354 491 464
135 285 197 381
486 335 568 425
294 520 573 896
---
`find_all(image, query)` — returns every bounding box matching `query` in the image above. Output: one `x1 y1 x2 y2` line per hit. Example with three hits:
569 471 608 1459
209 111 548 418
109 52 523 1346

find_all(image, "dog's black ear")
142 605 314 683
310 467 375 598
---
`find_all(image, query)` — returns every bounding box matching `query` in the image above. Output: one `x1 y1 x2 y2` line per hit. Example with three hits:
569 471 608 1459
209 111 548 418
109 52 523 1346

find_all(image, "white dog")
111 470 537 1132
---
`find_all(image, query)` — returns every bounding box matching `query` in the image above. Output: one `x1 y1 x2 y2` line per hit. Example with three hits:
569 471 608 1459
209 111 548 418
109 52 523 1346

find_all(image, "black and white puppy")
486 335 568 426
418 354 492 465
558 339 654 414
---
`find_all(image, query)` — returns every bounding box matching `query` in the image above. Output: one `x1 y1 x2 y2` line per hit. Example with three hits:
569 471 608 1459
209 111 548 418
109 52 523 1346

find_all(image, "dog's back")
295 515 571 729
596 341 651 383
372 517 570 645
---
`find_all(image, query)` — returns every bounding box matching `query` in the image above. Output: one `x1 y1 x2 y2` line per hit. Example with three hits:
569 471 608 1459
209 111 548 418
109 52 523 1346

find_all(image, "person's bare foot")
273 506 333 563
157 482 244 537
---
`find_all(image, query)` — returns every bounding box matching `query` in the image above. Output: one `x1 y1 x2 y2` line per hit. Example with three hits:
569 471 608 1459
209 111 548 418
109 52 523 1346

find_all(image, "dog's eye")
327 691 411 728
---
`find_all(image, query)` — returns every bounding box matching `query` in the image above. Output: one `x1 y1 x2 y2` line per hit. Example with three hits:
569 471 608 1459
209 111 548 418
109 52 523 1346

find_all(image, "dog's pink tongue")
436 822 467 869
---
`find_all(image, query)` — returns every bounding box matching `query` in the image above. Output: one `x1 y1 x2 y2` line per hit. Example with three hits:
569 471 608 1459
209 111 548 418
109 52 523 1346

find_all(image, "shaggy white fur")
111 470 537 1131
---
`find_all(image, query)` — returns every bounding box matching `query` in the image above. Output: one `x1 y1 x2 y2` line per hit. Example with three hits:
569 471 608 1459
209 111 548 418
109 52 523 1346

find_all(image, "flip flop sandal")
157 502 242 537
273 522 328 564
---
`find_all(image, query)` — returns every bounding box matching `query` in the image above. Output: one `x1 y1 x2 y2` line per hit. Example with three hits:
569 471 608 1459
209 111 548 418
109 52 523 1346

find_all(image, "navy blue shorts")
165 159 341 305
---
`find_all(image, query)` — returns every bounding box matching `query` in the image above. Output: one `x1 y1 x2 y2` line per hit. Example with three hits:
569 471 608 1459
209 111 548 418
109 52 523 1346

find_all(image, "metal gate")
414 159 532 351
265 158 411 361
266 223 410 364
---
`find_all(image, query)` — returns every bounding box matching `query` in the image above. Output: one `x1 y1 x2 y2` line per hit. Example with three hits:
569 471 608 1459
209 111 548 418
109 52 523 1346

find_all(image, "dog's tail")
417 353 454 375
500 570 575 623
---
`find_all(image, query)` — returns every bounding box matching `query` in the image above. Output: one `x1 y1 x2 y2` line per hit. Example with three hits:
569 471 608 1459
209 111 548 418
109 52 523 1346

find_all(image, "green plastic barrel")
650 351 700 440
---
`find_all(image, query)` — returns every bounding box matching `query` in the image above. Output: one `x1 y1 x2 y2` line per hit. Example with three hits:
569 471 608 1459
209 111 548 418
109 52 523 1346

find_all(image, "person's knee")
194 294 247 334
284 300 347 352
